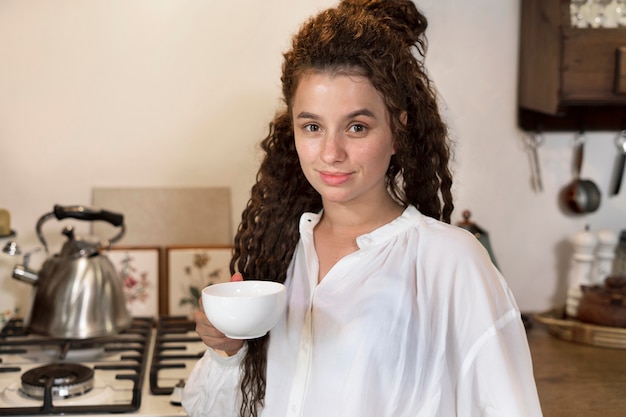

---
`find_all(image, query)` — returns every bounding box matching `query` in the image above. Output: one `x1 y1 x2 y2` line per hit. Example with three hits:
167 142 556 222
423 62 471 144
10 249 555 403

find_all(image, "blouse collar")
299 205 422 249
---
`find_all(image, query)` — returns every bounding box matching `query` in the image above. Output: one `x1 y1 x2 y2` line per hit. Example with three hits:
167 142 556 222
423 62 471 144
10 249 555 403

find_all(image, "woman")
183 1 543 416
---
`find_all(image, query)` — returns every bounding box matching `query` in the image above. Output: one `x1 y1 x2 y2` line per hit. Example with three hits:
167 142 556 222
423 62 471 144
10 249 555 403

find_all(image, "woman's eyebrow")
296 111 319 120
296 109 376 120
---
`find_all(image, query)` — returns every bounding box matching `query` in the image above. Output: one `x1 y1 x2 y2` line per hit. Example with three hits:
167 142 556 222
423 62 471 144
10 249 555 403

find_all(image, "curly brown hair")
229 1 453 415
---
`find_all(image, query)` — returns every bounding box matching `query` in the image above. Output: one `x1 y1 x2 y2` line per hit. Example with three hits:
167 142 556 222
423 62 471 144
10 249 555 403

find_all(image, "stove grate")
149 316 202 395
0 317 153 415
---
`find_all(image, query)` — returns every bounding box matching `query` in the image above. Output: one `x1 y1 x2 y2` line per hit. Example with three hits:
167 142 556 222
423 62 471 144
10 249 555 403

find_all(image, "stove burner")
1 317 153 415
20 363 94 400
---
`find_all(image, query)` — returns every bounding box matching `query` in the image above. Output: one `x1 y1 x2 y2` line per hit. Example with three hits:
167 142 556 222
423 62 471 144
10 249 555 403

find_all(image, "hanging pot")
560 134 601 214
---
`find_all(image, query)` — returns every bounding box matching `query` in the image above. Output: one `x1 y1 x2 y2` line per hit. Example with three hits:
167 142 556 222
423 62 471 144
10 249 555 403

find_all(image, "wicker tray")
534 306 626 349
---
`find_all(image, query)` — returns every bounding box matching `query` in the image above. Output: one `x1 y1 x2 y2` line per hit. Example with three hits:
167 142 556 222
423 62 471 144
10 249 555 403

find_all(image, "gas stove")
0 316 205 417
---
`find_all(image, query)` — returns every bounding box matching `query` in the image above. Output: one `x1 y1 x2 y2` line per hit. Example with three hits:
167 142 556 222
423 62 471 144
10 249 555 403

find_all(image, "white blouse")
183 206 543 417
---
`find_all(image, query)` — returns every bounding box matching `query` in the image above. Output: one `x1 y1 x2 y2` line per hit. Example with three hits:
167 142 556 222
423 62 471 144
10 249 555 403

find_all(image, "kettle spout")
12 264 39 285
10 246 42 285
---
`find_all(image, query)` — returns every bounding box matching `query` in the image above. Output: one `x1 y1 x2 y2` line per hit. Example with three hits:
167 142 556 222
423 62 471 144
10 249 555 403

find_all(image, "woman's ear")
400 111 408 126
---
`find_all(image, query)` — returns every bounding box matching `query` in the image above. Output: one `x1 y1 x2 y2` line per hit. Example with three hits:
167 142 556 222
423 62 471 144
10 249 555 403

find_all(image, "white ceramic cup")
201 280 286 339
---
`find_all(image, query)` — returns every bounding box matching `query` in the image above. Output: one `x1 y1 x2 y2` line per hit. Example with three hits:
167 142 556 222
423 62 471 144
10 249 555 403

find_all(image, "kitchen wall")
1 0 625 316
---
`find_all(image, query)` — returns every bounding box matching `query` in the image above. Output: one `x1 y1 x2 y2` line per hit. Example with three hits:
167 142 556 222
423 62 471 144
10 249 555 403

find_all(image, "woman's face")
292 71 396 208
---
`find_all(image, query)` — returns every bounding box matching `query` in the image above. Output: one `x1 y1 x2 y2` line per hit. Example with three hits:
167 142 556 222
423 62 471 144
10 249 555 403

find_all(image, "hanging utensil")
610 130 626 196
560 132 602 214
524 131 544 192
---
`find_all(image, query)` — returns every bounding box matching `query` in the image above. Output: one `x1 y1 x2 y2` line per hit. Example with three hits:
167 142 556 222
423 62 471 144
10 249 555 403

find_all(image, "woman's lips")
319 171 352 186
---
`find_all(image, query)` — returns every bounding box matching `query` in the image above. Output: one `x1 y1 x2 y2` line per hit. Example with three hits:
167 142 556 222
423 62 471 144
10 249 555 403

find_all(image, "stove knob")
170 379 185 406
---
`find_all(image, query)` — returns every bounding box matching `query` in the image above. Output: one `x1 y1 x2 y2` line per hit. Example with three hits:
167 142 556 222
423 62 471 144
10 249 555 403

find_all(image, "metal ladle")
610 130 626 196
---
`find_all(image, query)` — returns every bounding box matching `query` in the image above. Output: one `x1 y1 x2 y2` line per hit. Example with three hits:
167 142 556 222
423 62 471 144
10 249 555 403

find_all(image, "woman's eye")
304 124 320 132
348 124 367 134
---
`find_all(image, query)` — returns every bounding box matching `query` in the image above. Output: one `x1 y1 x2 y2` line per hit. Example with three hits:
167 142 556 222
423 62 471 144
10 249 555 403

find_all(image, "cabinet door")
518 0 626 131
519 0 562 115
562 29 626 104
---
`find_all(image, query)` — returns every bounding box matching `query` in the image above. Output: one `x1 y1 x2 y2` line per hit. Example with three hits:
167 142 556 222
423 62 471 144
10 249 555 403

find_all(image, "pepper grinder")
594 229 618 284
566 226 597 318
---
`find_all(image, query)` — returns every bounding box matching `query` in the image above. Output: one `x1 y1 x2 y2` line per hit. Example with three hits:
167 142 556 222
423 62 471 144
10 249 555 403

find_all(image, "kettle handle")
53 205 124 226
36 205 125 253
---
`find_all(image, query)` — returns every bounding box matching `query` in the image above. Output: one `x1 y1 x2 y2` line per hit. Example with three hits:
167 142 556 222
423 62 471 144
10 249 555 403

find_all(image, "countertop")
527 319 626 417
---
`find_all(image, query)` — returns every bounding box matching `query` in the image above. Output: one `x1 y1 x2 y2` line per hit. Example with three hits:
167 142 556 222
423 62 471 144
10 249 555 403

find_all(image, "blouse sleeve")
456 310 544 417
182 345 247 417
420 224 543 416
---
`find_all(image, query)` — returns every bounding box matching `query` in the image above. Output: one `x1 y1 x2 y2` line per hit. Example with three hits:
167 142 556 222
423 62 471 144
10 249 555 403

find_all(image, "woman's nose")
320 133 346 163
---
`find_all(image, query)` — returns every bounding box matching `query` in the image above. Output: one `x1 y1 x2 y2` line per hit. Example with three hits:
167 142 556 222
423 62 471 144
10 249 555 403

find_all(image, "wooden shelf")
519 106 626 131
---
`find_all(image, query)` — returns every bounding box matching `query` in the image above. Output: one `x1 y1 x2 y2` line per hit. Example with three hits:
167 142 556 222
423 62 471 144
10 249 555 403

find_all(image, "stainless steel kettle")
456 210 499 270
12 204 131 339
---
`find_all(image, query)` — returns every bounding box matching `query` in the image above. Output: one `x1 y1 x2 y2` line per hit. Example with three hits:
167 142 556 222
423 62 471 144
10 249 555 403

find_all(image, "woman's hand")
194 273 245 356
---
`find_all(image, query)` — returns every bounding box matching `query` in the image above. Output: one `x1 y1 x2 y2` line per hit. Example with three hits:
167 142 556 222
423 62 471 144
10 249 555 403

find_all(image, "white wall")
1 0 625 316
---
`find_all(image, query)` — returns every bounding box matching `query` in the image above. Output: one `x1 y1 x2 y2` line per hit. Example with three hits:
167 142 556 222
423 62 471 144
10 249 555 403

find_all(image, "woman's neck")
319 195 404 236
313 197 404 283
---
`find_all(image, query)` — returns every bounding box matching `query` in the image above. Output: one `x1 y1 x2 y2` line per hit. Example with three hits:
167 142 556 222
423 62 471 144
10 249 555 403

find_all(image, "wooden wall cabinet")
519 0 626 131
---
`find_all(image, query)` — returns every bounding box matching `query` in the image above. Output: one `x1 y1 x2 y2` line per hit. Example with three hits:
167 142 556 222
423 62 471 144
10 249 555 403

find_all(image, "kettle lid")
59 225 99 258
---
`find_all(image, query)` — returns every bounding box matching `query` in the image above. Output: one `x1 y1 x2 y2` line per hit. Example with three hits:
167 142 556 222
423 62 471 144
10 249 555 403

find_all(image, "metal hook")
524 130 544 192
